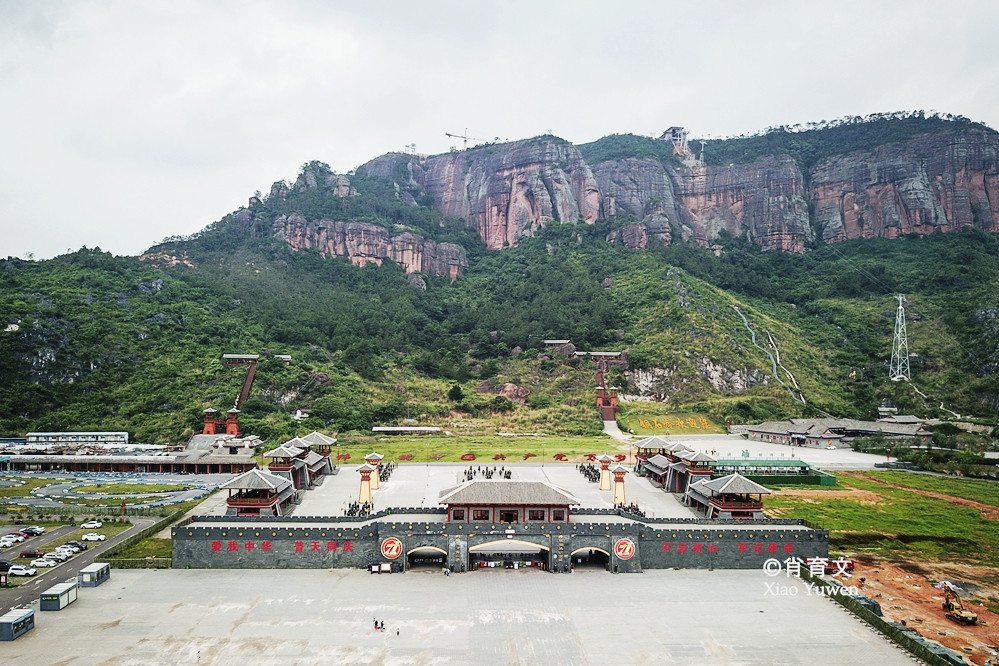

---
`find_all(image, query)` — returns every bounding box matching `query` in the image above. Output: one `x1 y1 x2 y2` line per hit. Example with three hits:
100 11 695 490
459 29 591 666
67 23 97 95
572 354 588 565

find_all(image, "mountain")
2 113 999 443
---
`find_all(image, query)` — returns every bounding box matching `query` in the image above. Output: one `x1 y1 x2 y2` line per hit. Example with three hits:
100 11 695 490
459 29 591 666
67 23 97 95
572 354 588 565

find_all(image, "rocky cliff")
594 155 812 251
267 213 467 280
237 122 999 275
362 137 600 250
809 129 999 242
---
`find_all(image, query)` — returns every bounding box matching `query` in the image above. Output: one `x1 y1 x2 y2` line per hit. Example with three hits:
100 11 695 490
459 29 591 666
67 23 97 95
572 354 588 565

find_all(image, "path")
601 419 629 442
848 472 999 521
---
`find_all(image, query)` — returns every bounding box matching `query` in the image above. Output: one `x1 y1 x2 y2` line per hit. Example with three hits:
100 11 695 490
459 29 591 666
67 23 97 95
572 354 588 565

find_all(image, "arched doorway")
569 547 610 571
469 539 548 571
407 546 447 572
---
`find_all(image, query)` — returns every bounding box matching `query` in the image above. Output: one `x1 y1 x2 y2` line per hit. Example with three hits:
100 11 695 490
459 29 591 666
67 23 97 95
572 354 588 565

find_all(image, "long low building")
745 417 931 446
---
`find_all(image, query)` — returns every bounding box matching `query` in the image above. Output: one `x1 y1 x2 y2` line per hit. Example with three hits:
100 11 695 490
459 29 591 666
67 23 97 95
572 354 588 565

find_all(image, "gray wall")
173 517 828 573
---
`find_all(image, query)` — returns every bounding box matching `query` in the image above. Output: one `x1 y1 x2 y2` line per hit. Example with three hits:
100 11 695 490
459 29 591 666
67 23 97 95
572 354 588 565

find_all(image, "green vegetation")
2 115 998 446
113 536 172 559
701 111 995 172
766 472 999 569
577 133 684 167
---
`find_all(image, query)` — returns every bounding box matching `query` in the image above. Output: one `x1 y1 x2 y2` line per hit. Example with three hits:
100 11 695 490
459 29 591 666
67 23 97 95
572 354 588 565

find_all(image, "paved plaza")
3 567 916 665
288 463 701 520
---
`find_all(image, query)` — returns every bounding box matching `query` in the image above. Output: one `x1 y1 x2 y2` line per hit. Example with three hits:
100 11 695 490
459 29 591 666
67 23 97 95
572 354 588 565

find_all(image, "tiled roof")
690 473 771 496
438 480 580 506
220 468 292 492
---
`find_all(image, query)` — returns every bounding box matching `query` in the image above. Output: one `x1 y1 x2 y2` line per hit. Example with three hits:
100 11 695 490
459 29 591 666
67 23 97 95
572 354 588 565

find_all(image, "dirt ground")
838 558 999 665
769 479 999 664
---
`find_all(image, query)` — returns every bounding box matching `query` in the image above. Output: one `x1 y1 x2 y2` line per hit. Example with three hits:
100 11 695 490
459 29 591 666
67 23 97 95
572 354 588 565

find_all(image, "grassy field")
289 433 630 466
765 471 999 571
0 477 54 497
113 537 172 559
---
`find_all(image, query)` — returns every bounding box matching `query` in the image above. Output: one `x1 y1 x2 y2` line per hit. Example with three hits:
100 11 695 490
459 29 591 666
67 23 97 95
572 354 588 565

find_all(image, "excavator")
942 587 978 625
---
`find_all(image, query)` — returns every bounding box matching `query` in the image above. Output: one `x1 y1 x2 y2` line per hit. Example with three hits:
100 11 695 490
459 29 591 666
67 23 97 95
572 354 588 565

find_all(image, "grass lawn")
765 471 999 569
113 537 172 559
0 477 56 497
281 434 628 466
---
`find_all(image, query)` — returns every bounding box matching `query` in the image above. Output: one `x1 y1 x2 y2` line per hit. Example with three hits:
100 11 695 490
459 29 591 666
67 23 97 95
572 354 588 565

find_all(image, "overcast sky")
2 0 998 260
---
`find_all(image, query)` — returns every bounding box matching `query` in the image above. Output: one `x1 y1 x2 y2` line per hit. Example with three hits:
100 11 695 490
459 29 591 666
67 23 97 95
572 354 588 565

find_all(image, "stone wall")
173 515 828 573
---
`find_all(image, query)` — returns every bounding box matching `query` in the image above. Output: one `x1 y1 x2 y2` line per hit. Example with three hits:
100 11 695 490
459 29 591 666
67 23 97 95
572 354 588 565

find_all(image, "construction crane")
445 128 488 151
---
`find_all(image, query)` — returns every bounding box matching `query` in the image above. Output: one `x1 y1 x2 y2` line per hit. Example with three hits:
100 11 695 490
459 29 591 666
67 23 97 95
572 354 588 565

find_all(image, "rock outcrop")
270 214 467 280
362 137 600 250
263 125 999 262
809 129 999 242
593 155 812 252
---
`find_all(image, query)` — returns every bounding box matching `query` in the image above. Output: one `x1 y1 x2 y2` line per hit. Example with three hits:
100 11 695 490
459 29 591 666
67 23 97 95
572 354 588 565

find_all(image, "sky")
2 0 998 260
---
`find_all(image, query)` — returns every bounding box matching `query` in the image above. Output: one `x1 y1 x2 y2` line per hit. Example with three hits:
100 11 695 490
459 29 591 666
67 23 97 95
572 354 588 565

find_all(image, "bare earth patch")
771 487 882 503
840 559 999 665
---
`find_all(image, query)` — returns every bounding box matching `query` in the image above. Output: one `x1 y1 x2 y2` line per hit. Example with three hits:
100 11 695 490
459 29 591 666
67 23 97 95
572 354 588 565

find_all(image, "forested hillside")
3 224 998 443
3 114 998 443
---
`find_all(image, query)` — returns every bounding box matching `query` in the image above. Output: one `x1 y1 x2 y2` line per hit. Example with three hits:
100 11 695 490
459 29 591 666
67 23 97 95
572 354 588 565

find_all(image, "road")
0 516 156 614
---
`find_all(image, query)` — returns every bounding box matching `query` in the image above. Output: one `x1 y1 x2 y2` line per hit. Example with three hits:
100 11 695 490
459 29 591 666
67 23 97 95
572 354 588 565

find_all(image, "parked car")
64 540 88 551
31 558 58 568
0 540 15 548
80 520 103 529
20 526 45 536
0 559 14 571
3 533 25 542
8 565 37 576
81 533 106 542
55 544 80 553
44 551 69 562
19 549 46 559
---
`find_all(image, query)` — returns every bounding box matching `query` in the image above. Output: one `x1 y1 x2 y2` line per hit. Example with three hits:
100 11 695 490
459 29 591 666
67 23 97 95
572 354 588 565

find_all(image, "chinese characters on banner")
660 541 795 555
210 540 354 553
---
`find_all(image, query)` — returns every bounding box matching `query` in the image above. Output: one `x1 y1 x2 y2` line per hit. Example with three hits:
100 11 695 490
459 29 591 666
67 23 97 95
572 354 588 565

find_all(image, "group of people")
576 463 599 483
373 619 399 636
615 501 646 517
463 465 510 481
378 461 397 482
344 501 372 517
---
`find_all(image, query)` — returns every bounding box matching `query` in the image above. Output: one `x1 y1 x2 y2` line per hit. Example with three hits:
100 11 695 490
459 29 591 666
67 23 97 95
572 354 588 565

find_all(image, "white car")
9 565 36 576
825 445 837 450
55 544 80 553
3 534 25 543
80 521 103 529
0 540 14 548
44 551 69 562
31 558 58 568
81 533 106 541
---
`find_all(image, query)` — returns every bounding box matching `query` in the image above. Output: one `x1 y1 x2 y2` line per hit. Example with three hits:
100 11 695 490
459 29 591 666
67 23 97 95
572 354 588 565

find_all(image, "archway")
407 546 447 572
569 547 611 571
469 539 549 571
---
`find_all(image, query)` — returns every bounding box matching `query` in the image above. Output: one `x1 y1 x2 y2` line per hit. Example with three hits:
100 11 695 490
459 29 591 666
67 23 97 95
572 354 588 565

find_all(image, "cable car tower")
889 295 911 381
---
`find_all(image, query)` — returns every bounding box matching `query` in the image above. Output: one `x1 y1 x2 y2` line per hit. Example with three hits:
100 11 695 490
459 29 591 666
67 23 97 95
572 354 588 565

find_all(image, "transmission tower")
889 295 910 381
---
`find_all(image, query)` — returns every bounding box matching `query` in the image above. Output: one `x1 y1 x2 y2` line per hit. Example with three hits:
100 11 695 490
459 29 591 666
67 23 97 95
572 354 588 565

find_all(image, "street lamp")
542 442 546 466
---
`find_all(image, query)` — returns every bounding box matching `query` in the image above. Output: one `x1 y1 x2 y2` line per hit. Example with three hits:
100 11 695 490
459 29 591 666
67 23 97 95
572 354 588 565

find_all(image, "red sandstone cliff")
362 137 600 250
809 129 999 242
269 213 467 280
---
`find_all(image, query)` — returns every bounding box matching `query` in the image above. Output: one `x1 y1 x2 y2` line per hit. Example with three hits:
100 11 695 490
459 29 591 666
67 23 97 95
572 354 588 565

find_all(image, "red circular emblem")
380 537 402 560
614 538 636 560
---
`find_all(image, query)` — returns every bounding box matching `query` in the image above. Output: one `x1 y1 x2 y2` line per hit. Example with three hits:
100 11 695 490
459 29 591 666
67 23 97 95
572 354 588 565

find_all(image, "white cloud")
1 0 997 259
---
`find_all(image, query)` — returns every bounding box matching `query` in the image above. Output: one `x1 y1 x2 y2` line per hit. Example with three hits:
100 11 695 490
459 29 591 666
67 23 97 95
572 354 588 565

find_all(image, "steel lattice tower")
889 295 910 381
